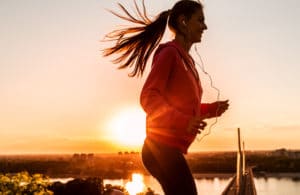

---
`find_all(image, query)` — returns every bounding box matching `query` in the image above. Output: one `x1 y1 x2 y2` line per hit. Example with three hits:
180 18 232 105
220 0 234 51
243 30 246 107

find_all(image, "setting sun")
106 106 146 147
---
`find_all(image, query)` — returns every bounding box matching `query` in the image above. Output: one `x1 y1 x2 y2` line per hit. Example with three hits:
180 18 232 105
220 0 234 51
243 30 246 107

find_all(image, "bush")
0 171 53 195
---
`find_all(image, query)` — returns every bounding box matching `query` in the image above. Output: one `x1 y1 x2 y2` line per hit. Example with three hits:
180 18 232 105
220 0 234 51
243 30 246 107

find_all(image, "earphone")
182 20 186 25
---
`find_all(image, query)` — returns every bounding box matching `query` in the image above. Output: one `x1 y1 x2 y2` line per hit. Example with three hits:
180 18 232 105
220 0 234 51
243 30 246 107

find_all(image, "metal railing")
222 128 257 195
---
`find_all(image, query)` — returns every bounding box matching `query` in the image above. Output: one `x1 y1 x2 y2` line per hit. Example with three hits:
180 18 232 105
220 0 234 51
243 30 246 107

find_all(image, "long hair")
103 0 203 77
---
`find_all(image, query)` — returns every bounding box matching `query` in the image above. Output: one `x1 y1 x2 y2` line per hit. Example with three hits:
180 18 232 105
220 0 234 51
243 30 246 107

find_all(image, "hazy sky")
1 0 300 154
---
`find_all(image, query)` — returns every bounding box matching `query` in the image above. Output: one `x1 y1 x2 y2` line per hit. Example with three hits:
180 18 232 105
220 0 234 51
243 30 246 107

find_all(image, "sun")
107 106 146 147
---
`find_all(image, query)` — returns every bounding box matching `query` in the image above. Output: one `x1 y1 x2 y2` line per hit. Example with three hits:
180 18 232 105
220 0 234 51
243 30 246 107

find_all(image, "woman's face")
185 9 207 43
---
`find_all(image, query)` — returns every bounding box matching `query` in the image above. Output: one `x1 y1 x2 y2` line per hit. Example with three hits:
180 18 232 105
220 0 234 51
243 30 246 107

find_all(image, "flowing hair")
103 0 169 77
103 0 203 77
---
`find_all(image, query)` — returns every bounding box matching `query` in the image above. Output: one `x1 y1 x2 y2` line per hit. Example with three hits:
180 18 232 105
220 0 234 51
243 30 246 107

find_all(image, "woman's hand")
206 100 229 118
214 100 229 117
187 116 207 135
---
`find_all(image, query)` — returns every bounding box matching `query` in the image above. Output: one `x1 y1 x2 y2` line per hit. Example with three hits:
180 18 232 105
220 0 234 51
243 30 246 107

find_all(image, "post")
242 141 246 175
236 128 243 194
236 151 240 192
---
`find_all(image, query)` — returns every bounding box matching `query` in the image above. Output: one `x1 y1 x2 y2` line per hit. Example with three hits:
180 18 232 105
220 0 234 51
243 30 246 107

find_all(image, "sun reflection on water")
125 173 145 195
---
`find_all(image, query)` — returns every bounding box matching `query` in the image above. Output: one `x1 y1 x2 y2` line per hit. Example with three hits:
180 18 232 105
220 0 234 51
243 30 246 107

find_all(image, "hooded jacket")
140 40 213 153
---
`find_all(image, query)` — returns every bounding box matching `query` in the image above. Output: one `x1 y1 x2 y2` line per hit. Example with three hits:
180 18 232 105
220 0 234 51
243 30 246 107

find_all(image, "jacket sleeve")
200 103 218 118
140 46 193 129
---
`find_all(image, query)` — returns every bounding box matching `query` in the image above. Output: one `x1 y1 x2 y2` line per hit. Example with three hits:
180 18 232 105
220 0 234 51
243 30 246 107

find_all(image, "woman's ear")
176 15 188 35
177 15 187 28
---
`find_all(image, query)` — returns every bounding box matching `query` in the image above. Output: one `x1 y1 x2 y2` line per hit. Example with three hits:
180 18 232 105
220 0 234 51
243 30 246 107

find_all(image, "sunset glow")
0 1 300 153
106 107 146 147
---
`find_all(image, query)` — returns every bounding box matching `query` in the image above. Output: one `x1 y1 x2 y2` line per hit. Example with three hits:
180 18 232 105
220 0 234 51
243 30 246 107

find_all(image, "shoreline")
255 172 300 179
49 172 300 181
193 173 234 179
192 172 300 180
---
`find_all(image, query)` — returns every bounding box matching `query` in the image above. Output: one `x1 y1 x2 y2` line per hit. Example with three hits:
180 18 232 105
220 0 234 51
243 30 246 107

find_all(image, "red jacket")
140 40 212 153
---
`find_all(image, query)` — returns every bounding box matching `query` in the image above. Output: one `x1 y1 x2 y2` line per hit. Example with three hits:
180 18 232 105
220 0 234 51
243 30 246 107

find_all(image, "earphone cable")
194 45 222 142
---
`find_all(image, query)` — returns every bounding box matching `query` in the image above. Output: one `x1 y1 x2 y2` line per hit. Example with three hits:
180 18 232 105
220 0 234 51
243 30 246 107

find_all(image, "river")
51 173 300 195
103 174 300 195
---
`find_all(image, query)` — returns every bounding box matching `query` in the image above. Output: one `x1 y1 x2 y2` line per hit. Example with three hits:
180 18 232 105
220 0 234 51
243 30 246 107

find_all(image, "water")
255 177 300 195
104 175 300 195
51 175 300 195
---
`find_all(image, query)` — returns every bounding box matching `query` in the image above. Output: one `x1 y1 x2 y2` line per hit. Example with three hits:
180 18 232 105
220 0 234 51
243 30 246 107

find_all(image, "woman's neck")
174 35 192 52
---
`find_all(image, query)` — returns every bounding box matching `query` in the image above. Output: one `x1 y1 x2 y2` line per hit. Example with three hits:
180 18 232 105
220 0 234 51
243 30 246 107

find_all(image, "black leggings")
142 138 197 195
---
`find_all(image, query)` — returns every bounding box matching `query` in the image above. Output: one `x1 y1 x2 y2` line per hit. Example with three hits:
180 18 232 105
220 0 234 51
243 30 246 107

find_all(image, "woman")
104 0 229 194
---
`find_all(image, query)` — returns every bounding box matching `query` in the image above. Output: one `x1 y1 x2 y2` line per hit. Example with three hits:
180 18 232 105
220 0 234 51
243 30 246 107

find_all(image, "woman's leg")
142 139 197 195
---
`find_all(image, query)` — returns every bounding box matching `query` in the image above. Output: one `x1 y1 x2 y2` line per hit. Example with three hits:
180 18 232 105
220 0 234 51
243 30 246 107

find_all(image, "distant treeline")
187 149 300 174
0 149 299 179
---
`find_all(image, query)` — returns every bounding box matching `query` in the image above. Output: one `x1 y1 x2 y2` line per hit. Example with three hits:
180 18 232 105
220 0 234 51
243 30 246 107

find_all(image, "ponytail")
103 1 170 77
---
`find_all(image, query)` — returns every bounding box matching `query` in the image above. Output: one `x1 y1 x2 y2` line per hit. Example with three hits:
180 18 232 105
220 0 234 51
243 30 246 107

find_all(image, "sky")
0 0 300 154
